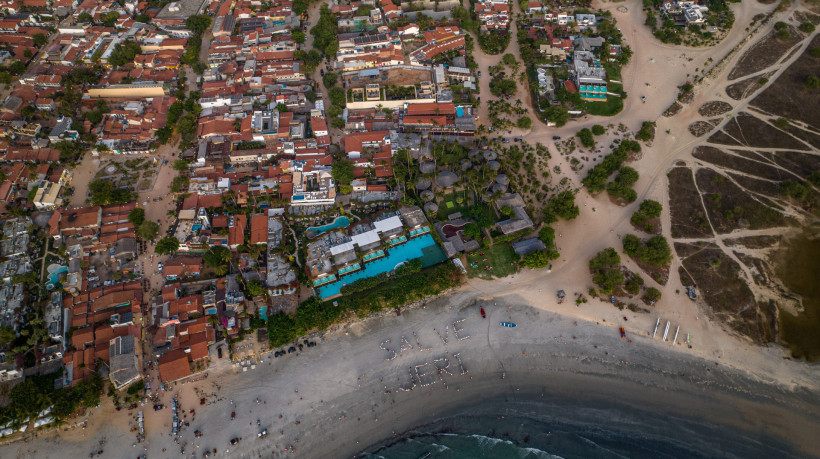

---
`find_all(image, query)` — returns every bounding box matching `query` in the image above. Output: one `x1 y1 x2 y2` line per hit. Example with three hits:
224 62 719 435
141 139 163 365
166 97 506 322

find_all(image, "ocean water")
360 398 798 459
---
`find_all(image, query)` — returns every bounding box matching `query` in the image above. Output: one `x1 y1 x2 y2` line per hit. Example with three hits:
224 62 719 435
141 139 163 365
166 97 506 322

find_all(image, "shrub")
538 225 555 247
798 22 815 34
625 275 644 294
582 140 641 192
615 166 639 186
622 234 641 256
606 181 637 203
811 47 820 58
806 76 820 89
521 250 549 269
576 128 595 148
591 124 605 136
631 199 662 226
774 117 790 128
635 121 655 141
543 191 579 222
643 287 662 303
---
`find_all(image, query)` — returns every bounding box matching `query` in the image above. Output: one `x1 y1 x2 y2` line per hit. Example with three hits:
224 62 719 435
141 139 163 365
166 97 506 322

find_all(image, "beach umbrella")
423 202 439 214
496 174 509 186
487 160 501 171
420 190 435 202
460 160 473 171
483 150 497 161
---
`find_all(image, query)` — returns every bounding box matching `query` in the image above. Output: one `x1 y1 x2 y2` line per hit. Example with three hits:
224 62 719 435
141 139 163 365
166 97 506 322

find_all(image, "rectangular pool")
315 233 446 299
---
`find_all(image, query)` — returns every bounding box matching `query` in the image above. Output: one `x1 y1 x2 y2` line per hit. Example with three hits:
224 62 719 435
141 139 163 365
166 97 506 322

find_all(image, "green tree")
292 31 306 44
0 325 15 346
798 22 815 33
20 105 36 120
77 12 92 23
638 235 672 266
88 179 133 205
128 208 146 226
615 166 639 186
172 159 190 172
591 124 605 135
806 76 820 89
171 175 189 193
516 116 532 129
329 86 346 106
576 128 595 148
32 33 48 47
54 140 84 162
322 71 338 88
636 121 655 141
589 247 620 271
631 199 662 226
543 106 570 126
310 5 339 57
520 250 549 269
544 191 579 222
502 53 517 66
203 246 231 275
538 225 555 247
643 287 662 303
622 234 641 256
464 223 481 240
293 0 309 15
154 237 180 255
185 15 212 35
267 312 299 347
331 159 355 186
137 221 160 240
489 75 516 96
246 279 265 298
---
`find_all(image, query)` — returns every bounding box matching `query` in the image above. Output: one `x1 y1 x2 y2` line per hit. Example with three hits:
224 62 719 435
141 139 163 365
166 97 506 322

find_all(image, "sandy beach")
5 289 819 458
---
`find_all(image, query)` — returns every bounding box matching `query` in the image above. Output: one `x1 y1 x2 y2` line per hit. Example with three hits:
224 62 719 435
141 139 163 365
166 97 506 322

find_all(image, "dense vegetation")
606 166 639 203
631 199 663 230
622 234 673 266
311 5 339 57
267 263 463 347
0 371 104 428
582 140 642 192
543 190 579 223
589 248 624 294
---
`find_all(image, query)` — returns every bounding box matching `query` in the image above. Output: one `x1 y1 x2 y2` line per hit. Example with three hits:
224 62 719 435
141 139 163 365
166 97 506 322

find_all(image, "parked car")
514 138 522 142
320 69 324 76
552 136 561 140
477 71 481 78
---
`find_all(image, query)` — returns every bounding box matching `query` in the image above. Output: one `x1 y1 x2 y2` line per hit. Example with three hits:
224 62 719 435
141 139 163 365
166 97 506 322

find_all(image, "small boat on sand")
480 307 486 319
499 322 516 328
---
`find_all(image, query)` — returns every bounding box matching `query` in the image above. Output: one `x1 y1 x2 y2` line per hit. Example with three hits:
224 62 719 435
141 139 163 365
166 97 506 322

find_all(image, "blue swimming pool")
46 266 68 289
316 233 446 299
308 216 351 236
